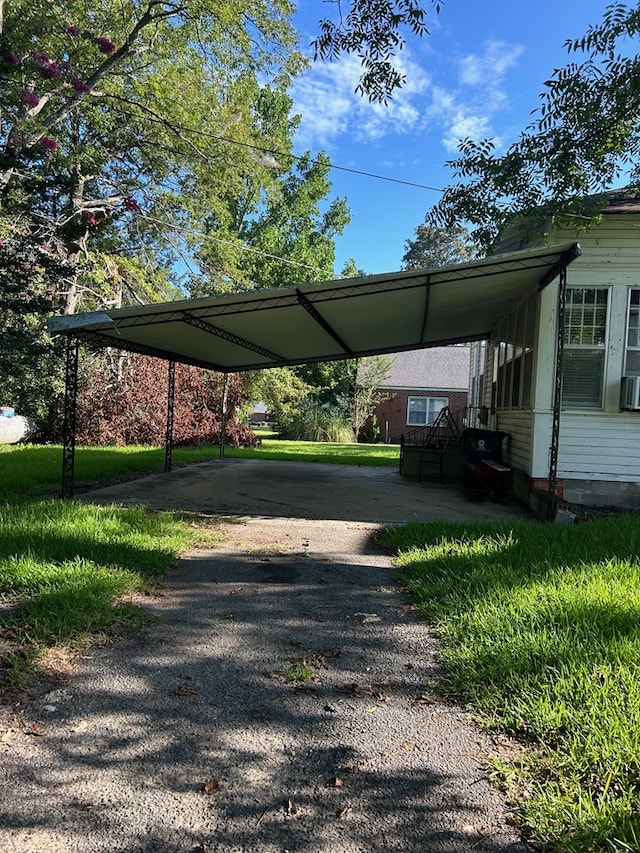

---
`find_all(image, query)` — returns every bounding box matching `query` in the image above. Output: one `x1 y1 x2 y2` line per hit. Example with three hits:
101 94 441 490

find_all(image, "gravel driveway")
1 461 530 852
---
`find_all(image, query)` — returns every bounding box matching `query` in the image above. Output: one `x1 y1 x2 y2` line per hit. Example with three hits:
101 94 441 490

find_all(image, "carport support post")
61 336 79 500
164 360 176 474
547 265 567 521
219 372 229 460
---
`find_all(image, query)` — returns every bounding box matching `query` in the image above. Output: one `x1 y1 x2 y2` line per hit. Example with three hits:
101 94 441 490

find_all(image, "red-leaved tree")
76 353 260 447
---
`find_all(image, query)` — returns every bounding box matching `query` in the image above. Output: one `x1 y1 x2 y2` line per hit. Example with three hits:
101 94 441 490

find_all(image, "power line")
210 131 443 191
141 213 335 281
113 106 443 193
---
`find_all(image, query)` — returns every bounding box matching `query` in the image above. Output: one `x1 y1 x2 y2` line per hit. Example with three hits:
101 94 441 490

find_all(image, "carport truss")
48 241 581 505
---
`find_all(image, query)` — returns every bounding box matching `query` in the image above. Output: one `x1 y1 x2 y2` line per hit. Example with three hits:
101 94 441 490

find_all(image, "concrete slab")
79 457 532 524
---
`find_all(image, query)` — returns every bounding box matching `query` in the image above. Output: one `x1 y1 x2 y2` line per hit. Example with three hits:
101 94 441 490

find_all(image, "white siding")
495 214 640 486
472 211 640 500
550 217 637 414
496 410 533 470
558 413 640 480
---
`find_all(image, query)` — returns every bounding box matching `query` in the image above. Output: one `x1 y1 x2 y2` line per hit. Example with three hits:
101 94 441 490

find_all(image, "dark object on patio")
418 406 461 484
461 428 511 499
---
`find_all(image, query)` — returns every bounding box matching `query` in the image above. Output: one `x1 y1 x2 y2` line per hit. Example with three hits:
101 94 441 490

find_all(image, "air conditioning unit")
622 376 640 410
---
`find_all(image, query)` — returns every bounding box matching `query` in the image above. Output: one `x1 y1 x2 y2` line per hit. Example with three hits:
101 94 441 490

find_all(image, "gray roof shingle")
374 346 470 391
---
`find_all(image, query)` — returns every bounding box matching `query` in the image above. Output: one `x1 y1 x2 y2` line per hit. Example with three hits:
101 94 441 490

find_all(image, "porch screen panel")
625 289 640 375
562 288 608 409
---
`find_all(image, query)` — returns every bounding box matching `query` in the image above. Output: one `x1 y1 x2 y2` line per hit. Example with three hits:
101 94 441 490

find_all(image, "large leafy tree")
402 223 475 269
0 0 302 431
429 2 640 252
0 0 302 311
0 0 437 436
187 85 350 295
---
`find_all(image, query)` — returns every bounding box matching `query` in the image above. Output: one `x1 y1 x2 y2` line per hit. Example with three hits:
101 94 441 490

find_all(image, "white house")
470 194 640 512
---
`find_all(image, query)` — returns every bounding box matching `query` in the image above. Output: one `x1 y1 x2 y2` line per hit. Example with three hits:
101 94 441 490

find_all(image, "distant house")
470 193 640 512
248 401 274 426
369 346 470 443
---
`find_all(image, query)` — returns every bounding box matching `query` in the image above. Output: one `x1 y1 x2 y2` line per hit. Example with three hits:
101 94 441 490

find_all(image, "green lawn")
225 437 400 467
0 443 220 499
0 498 200 687
378 517 640 852
0 438 398 689
4 440 639 850
0 439 399 499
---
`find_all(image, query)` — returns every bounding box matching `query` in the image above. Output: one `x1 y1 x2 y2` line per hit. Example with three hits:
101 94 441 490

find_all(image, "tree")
0 0 304 432
0 0 302 311
245 367 311 430
0 238 68 433
402 223 475 269
0 1 308 436
187 86 350 295
429 3 640 252
352 355 393 441
76 354 260 446
0 0 437 437
312 0 440 103
341 258 366 278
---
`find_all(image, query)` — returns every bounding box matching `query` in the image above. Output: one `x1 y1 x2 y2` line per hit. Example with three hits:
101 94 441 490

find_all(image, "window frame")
624 288 640 377
561 286 610 410
406 395 449 427
491 292 536 411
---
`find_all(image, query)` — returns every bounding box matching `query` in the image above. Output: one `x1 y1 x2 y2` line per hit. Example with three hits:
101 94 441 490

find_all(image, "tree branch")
24 1 187 149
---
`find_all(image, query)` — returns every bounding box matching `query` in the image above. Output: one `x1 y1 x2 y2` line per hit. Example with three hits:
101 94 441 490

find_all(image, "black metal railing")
399 406 466 475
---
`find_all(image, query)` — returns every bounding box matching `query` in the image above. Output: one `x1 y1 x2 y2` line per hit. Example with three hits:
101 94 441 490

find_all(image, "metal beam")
61 336 79 500
419 277 431 343
547 265 567 520
538 242 582 290
181 312 287 364
296 289 354 356
165 360 176 473
219 373 229 460
75 328 226 372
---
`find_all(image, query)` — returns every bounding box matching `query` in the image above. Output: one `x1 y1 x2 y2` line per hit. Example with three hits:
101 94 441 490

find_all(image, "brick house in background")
370 346 470 443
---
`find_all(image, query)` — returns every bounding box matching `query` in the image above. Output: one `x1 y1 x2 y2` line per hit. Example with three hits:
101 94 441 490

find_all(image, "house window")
562 287 609 408
406 396 448 426
625 289 640 376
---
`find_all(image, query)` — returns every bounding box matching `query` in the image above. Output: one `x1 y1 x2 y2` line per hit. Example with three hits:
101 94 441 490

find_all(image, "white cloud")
442 111 493 152
459 40 524 88
429 39 523 152
291 52 431 149
289 39 523 157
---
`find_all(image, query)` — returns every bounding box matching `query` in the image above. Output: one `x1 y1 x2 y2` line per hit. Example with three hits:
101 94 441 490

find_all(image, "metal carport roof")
47 241 581 370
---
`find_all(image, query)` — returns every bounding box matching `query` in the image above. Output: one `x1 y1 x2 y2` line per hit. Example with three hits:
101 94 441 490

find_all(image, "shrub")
76 353 260 447
278 399 354 443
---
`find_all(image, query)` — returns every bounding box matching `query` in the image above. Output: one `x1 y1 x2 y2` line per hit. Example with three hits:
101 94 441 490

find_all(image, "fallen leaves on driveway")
202 778 220 795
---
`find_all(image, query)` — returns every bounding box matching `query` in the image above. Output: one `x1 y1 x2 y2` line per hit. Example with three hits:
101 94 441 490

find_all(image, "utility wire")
121 110 443 193
141 213 335 280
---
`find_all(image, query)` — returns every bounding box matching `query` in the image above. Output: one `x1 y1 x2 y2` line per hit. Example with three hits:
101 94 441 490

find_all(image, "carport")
47 241 581 503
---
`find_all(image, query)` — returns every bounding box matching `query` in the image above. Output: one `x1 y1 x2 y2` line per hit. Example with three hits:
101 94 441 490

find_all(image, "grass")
282 656 319 684
0 499 198 688
0 437 396 689
377 516 640 852
225 437 399 467
0 443 224 499
0 438 399 499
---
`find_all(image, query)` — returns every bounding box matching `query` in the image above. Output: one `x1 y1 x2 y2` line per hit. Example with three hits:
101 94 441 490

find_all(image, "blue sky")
290 0 607 277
